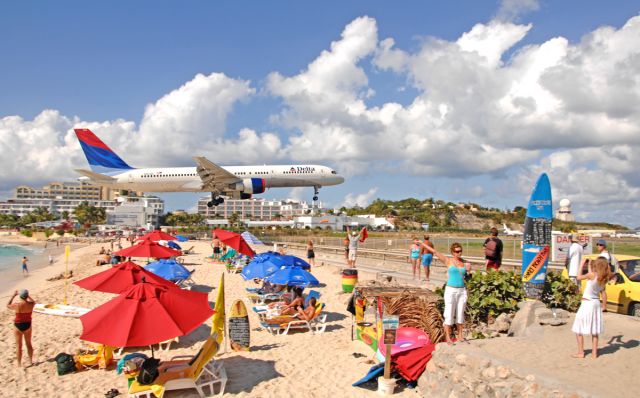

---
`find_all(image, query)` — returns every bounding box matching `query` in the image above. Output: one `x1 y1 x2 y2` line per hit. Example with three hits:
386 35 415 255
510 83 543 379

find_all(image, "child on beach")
572 257 610 359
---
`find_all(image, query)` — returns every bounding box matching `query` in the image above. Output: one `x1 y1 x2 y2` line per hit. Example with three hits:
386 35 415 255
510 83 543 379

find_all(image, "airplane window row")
141 173 198 178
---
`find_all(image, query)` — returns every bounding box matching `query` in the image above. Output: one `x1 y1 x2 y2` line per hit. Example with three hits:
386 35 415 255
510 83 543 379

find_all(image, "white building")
15 181 116 201
0 198 117 217
555 198 575 222
106 197 164 229
197 197 322 220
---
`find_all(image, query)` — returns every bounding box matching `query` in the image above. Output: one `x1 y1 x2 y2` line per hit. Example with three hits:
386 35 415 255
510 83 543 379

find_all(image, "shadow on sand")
222 357 283 394
324 311 347 322
598 335 639 356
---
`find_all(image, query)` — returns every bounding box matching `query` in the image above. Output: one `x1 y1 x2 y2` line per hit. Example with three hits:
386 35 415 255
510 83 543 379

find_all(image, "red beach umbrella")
114 239 181 259
212 229 255 257
138 230 177 242
74 261 177 294
80 282 214 348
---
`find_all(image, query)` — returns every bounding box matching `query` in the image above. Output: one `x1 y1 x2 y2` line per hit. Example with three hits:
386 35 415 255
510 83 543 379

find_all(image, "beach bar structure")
353 285 444 352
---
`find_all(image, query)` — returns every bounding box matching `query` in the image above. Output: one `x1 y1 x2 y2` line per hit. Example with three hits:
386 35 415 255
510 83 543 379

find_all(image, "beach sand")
2 238 637 398
0 239 418 398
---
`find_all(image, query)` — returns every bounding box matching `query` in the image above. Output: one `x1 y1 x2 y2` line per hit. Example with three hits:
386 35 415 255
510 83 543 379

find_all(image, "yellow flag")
211 273 225 344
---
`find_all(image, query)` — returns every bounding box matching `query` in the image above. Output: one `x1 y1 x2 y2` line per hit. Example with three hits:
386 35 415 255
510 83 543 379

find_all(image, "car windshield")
619 260 640 282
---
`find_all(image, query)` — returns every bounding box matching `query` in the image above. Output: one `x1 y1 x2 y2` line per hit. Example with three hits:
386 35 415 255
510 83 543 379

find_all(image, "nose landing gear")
207 193 224 207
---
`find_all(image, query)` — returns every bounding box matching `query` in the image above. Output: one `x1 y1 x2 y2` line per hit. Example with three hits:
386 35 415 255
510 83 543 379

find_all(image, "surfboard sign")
228 299 250 351
521 173 553 300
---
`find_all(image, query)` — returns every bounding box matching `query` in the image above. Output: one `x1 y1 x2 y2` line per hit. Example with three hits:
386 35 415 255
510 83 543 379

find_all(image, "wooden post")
384 343 392 379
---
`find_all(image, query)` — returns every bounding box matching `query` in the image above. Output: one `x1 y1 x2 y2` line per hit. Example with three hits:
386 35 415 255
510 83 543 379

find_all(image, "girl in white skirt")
572 257 610 358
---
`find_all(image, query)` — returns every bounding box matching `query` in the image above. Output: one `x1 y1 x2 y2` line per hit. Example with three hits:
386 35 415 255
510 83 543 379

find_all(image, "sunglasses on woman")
453 249 463 254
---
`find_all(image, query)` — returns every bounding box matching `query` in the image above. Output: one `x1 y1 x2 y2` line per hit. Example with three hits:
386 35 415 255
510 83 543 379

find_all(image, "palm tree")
74 201 106 227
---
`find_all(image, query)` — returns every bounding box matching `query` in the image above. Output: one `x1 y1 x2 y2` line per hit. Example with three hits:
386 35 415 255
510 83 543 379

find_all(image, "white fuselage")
81 165 344 192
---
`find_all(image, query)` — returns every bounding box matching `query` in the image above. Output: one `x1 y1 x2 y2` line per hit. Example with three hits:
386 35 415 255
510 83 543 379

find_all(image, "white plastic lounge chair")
261 303 327 336
128 335 226 398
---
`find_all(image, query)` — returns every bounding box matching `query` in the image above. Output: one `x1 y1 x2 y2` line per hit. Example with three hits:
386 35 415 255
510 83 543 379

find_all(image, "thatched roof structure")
356 284 445 344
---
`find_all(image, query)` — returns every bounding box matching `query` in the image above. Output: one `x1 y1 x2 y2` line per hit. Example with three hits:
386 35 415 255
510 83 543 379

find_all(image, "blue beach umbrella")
241 231 264 245
279 255 311 270
266 266 319 287
175 235 188 242
144 259 192 282
241 255 286 280
167 241 182 250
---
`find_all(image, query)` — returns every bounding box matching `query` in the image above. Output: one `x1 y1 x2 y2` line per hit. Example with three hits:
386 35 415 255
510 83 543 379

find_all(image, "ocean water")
0 243 37 271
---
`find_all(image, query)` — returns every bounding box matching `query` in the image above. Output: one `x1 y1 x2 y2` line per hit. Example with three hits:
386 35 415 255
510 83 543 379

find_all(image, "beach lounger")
74 344 115 370
260 302 327 336
246 292 284 305
128 334 226 398
182 246 195 255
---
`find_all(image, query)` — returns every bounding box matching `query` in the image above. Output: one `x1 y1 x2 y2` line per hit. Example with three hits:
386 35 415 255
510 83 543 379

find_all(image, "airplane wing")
193 156 241 191
75 169 117 182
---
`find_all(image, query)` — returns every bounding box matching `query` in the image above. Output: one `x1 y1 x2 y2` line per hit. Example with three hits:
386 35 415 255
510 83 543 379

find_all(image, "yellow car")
562 254 640 317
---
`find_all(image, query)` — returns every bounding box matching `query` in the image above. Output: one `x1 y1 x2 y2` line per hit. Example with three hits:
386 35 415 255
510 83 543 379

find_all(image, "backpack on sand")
55 353 76 376
136 357 161 385
484 238 498 258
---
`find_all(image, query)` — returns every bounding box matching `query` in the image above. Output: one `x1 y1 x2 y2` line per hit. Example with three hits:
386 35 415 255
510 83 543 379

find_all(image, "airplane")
73 129 345 207
502 223 524 236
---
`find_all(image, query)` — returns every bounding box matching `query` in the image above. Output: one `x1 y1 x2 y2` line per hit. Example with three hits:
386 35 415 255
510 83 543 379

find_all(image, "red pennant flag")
359 227 368 242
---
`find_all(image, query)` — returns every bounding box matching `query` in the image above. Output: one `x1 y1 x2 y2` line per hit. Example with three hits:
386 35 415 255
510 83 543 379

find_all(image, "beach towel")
392 343 435 382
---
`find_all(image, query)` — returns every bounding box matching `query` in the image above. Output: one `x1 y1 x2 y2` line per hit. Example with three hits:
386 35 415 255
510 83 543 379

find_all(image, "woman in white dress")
571 257 610 358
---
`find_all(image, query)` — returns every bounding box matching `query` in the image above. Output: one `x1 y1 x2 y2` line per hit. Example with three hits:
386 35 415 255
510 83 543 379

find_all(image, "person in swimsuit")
22 256 29 275
422 242 471 344
7 289 36 367
298 297 318 321
211 235 221 260
409 237 421 280
306 240 316 268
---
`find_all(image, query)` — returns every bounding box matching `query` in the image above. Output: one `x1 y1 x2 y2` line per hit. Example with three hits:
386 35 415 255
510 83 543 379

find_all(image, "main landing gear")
312 186 320 202
207 193 224 207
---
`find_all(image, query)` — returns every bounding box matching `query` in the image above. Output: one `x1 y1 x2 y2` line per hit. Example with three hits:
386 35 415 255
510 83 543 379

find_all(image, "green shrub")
540 271 581 312
465 270 525 323
56 229 65 236
44 229 53 238
20 229 33 238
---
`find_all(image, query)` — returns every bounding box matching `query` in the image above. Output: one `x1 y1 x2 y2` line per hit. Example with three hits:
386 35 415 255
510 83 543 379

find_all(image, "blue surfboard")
521 173 553 300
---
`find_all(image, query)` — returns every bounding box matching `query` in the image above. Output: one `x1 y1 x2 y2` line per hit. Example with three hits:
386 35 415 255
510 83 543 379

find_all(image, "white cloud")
343 187 378 208
495 0 540 22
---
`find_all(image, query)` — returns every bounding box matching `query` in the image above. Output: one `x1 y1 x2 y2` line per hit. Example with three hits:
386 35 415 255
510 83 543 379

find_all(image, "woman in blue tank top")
421 242 472 344
409 237 422 280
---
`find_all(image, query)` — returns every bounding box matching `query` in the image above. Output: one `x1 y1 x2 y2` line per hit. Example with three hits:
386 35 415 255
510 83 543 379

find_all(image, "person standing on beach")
483 227 503 271
594 239 617 272
571 257 610 359
420 235 434 281
421 242 471 344
347 230 361 268
567 234 584 285
212 234 221 261
21 256 28 275
306 240 316 268
7 289 35 367
409 237 421 280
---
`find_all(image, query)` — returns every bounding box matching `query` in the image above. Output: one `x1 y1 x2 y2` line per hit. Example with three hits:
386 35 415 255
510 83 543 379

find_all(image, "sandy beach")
1 238 637 398
0 239 420 398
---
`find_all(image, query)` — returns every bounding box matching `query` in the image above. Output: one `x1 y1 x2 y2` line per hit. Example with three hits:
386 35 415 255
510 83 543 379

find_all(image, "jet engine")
231 178 266 195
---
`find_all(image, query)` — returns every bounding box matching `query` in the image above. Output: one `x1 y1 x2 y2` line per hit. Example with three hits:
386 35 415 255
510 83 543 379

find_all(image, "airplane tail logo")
74 129 133 172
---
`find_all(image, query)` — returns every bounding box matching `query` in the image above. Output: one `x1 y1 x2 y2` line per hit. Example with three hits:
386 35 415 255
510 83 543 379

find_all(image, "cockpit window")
331 170 337 174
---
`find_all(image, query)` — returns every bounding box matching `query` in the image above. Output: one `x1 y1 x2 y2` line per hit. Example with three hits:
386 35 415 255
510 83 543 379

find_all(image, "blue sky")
1 1 639 226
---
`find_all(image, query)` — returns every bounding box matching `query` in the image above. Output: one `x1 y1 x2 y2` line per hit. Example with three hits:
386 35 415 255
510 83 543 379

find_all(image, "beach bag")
55 353 76 375
484 238 498 258
136 357 161 385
